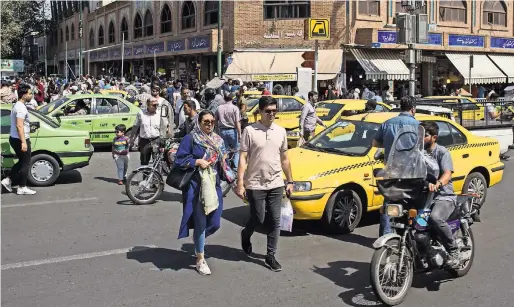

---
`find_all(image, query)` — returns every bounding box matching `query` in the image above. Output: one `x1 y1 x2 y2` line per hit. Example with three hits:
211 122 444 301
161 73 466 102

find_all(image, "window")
1 110 11 135
120 18 128 40
182 1 196 29
134 13 143 38
161 4 172 33
204 1 218 26
483 0 506 26
89 29 94 48
108 22 115 43
144 10 153 36
394 0 427 14
95 98 127 114
358 0 380 16
60 28 63 43
280 98 302 112
264 0 310 19
71 23 75 40
434 121 454 147
66 26 69 41
439 0 467 23
98 25 104 46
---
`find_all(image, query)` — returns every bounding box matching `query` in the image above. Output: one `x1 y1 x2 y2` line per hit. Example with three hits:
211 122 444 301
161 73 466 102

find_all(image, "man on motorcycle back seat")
421 121 460 268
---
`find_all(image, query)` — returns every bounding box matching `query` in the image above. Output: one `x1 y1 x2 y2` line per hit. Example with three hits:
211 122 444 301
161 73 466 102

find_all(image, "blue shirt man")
372 97 419 236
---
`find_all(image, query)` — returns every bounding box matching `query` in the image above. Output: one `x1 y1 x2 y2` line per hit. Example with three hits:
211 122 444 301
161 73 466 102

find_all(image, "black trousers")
138 137 157 166
9 137 31 187
243 187 284 256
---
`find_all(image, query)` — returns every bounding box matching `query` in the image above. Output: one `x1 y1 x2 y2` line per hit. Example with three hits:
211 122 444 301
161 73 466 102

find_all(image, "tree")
0 0 49 59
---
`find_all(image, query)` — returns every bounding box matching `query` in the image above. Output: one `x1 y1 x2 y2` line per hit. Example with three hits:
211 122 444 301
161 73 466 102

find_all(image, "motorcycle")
370 126 477 306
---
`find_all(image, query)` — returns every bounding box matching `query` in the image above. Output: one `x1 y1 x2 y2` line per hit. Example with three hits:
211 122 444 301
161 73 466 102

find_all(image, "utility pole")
313 40 318 91
154 49 157 76
79 1 83 77
216 0 222 77
65 41 68 81
121 33 125 81
44 1 47 77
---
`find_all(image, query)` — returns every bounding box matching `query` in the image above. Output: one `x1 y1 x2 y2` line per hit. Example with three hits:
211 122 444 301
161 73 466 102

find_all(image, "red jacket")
35 82 45 102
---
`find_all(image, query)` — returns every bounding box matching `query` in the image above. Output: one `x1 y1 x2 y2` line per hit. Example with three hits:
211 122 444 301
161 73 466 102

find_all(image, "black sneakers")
265 255 282 272
241 229 252 255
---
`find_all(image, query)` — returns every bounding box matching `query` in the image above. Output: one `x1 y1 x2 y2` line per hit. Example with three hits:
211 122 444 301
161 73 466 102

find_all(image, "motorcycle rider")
421 121 460 268
202 87 216 111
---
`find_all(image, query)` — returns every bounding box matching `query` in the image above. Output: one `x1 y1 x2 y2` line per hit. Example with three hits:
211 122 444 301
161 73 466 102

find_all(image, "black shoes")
241 229 252 255
265 255 282 272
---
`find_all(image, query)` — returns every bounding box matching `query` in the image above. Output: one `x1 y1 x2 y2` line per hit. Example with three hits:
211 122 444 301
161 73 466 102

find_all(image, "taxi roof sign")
307 18 330 40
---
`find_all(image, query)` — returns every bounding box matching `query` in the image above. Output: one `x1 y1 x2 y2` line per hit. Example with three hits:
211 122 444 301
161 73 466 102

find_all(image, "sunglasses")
202 120 215 125
263 109 277 114
148 103 158 107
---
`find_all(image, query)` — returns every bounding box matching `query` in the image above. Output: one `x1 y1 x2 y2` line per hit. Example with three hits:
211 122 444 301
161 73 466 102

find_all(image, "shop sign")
147 42 165 54
188 36 210 50
124 47 132 56
448 34 484 48
12 60 24 72
252 74 296 82
1 60 13 71
167 39 186 52
377 31 397 44
90 51 98 60
99 50 108 59
426 33 442 45
134 45 145 55
490 37 514 49
110 48 121 58
67 50 76 59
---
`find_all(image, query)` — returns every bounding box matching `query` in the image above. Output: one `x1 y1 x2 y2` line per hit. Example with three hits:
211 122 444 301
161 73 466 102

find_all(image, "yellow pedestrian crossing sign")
308 18 330 40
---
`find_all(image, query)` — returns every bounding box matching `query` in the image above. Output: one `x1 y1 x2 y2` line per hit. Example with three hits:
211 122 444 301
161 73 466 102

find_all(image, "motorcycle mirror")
374 148 385 160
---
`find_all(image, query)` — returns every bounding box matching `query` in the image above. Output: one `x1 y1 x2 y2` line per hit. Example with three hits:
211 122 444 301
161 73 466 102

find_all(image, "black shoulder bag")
166 138 197 190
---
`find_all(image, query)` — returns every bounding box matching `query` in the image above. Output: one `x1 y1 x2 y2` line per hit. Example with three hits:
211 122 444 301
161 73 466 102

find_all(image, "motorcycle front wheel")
125 168 164 205
370 239 414 306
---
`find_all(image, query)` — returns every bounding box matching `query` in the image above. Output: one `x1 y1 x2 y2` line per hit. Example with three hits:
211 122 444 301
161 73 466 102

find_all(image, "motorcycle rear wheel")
447 227 475 278
125 168 164 205
370 239 414 306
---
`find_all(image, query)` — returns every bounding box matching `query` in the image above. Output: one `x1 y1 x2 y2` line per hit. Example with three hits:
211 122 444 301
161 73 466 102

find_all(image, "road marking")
1 245 157 270
1 197 98 208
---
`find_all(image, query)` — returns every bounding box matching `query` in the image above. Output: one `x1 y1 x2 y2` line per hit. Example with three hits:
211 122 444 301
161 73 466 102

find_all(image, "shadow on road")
94 176 120 184
312 260 384 307
412 270 455 292
117 190 183 205
54 170 83 185
222 205 377 248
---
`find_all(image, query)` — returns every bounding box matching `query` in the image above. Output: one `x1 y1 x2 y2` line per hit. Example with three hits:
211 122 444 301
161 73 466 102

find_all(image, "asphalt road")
2 151 513 307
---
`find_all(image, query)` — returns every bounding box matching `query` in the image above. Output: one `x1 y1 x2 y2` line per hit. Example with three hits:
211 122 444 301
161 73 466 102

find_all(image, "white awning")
224 50 342 81
445 53 506 84
350 49 409 81
488 54 514 83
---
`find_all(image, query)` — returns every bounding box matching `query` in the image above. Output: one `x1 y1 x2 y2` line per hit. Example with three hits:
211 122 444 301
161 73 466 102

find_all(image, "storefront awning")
488 54 514 83
224 50 342 82
445 53 506 85
350 49 409 81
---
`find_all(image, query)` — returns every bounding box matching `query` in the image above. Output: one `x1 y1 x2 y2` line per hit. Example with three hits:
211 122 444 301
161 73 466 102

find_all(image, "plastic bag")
199 167 219 215
280 197 294 232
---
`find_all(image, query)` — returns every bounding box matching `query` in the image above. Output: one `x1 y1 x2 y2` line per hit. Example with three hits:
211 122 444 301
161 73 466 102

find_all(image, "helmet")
204 87 216 101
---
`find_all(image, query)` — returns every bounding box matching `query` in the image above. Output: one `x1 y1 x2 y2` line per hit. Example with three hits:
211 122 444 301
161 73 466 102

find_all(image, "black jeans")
243 187 284 256
9 137 31 187
429 198 458 251
138 137 157 166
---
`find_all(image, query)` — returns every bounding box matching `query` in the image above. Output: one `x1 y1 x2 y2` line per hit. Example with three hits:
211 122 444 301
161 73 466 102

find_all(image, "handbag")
166 166 196 190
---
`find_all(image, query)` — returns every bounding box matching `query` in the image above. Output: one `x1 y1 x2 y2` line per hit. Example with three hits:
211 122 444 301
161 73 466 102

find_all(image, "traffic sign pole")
313 40 318 91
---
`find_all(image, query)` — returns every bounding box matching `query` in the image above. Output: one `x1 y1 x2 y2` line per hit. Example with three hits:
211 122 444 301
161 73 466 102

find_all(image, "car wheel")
28 154 61 187
323 190 363 234
462 172 487 209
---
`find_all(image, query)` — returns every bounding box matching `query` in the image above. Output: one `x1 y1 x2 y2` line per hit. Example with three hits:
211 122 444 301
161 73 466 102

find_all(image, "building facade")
45 0 514 95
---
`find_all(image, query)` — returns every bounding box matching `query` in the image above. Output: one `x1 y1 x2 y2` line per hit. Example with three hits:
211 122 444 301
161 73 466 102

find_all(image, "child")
112 124 130 185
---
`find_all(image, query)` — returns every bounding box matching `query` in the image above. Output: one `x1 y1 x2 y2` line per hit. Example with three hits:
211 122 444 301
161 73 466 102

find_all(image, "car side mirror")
374 148 385 160
29 121 40 133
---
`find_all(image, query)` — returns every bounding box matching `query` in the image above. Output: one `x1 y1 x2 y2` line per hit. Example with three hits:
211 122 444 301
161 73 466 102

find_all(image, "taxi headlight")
293 181 312 192
386 204 404 217
287 131 300 137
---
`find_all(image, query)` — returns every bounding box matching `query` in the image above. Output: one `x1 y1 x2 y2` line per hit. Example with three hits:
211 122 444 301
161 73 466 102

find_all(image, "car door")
431 120 469 193
91 97 130 143
54 98 94 137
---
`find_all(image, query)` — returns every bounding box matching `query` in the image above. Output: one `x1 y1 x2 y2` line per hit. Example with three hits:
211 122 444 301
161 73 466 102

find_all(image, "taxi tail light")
85 138 91 148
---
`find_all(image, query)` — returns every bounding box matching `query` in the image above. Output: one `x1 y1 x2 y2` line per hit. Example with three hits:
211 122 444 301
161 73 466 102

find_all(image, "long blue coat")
174 134 224 240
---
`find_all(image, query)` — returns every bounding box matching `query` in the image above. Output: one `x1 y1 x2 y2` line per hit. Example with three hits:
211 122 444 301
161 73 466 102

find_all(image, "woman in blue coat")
174 110 226 276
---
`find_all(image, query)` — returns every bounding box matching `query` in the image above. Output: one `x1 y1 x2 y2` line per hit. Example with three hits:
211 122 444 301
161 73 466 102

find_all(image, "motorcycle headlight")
293 181 312 192
386 204 404 217
287 131 300 137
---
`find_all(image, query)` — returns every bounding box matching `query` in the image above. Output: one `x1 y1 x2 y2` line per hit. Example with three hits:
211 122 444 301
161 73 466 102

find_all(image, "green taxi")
38 94 141 145
1 105 94 187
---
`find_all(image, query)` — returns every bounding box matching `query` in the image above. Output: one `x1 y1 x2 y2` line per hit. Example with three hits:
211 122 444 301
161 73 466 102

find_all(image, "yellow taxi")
287 112 504 233
243 90 262 98
281 99 392 148
245 95 307 126
424 96 484 121
100 90 139 106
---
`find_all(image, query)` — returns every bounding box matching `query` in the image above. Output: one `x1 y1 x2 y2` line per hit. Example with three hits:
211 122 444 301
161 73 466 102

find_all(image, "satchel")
166 166 196 190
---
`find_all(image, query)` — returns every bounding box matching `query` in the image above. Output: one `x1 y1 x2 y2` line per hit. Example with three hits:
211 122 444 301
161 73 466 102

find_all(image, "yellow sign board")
308 18 330 40
252 74 296 82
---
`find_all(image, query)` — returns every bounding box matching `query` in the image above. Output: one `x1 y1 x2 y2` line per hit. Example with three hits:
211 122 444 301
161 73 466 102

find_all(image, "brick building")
46 0 514 96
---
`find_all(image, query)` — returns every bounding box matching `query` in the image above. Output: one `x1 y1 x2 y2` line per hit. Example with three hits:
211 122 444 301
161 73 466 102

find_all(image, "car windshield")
304 120 379 156
246 99 259 110
39 97 69 114
316 102 344 121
